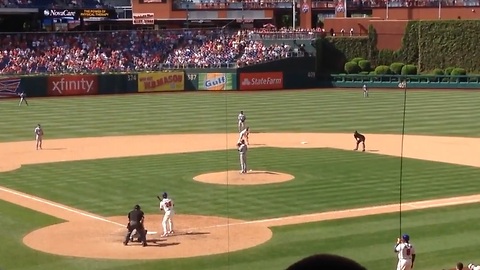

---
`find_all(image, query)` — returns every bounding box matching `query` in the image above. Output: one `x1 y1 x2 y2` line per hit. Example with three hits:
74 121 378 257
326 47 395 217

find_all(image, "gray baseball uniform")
238 142 248 173
238 113 246 132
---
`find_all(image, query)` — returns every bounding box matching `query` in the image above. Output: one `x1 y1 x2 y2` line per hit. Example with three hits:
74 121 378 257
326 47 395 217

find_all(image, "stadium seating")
0 28 312 74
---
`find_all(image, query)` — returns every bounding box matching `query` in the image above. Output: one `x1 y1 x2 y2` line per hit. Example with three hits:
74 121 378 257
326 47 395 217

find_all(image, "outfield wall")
3 72 480 99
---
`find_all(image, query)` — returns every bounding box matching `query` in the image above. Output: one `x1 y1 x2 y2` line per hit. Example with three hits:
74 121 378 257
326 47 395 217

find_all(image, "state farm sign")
48 75 98 96
133 13 154 25
239 72 283 90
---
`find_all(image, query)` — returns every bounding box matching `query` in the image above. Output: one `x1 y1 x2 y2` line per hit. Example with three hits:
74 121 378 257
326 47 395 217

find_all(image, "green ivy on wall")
316 20 480 74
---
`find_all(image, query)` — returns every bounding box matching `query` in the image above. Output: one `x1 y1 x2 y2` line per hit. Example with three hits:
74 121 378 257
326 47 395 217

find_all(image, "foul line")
184 194 480 231
0 186 125 227
1 184 480 232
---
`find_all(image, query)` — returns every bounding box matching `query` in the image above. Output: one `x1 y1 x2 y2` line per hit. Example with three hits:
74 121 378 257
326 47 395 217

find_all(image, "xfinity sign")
43 9 77 17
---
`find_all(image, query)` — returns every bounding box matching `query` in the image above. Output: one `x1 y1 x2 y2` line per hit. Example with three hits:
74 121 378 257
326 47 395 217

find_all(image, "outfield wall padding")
6 68 480 100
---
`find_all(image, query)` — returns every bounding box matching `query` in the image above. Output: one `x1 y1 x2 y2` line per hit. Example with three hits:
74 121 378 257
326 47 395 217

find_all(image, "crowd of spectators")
159 30 303 69
0 28 310 74
0 31 182 74
248 27 325 40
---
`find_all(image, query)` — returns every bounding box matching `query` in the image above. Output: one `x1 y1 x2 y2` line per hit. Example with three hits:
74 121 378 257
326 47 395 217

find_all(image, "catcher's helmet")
402 234 410 241
162 192 168 199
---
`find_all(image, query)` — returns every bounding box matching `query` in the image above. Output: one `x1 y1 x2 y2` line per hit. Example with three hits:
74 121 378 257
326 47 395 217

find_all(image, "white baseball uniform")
468 264 480 270
363 84 368 98
238 113 246 132
238 142 248 173
160 198 174 236
395 242 415 270
238 128 249 145
34 126 44 150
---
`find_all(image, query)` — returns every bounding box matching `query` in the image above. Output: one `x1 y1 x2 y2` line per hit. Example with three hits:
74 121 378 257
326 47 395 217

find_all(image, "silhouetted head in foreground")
286 253 368 270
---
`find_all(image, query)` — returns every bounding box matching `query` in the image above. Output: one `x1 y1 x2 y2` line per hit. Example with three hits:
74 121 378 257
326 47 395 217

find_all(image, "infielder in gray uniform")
238 139 248 173
238 111 246 132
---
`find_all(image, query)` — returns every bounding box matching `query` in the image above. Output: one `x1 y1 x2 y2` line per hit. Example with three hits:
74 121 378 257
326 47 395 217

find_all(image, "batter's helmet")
402 234 410 241
162 192 168 199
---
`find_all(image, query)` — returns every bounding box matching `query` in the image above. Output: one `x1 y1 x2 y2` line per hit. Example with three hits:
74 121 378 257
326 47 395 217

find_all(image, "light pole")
438 0 442 19
386 0 389 19
186 3 190 28
292 0 296 30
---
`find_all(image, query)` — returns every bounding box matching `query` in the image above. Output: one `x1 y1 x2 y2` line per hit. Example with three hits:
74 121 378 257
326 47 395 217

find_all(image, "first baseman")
159 192 174 237
394 234 416 270
238 111 246 132
353 130 365 152
238 139 248 173
34 124 44 150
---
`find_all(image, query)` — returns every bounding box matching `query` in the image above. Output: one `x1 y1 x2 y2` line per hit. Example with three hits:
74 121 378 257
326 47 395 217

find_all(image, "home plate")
301 142 308 144
147 231 157 235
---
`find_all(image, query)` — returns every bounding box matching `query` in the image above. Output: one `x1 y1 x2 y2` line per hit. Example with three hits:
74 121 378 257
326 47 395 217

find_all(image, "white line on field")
183 195 480 231
1 184 479 233
0 186 125 227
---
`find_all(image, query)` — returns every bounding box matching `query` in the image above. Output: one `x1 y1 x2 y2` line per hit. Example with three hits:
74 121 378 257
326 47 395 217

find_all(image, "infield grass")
1 148 478 219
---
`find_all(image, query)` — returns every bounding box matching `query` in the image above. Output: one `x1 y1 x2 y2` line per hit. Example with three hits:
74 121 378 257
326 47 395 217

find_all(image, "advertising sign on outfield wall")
239 72 283 90
198 73 235 90
138 72 184 92
0 77 21 98
47 75 98 96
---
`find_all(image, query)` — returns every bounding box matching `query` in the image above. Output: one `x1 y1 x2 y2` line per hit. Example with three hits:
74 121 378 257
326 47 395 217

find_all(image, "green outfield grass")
1 89 480 142
1 89 479 270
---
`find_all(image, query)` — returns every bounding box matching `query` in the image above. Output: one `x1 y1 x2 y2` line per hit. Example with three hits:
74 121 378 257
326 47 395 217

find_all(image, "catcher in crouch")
353 130 366 152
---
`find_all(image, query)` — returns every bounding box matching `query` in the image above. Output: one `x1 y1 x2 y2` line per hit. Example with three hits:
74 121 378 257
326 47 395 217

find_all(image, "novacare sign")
43 9 77 17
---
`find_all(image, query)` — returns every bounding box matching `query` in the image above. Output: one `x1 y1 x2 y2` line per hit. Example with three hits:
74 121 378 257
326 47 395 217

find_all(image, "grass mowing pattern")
3 197 478 270
1 89 479 270
1 89 480 142
1 148 479 219
253 203 480 270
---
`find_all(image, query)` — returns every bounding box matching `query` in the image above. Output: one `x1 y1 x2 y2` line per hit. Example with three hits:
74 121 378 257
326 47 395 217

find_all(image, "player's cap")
134 204 141 210
402 234 410 241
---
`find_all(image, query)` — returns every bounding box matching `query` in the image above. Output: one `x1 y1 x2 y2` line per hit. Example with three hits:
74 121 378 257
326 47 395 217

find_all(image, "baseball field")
0 89 479 270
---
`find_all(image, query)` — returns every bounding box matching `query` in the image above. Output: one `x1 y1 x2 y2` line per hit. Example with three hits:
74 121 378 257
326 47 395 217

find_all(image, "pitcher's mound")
193 170 295 185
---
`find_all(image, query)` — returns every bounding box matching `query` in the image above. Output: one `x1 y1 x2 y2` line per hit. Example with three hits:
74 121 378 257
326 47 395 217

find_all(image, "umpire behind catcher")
123 204 147 247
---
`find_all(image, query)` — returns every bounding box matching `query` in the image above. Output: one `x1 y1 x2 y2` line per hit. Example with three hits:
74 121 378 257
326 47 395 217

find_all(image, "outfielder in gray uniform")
238 139 248 173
